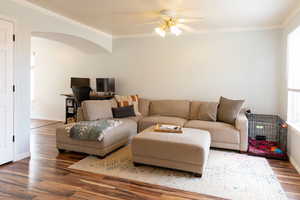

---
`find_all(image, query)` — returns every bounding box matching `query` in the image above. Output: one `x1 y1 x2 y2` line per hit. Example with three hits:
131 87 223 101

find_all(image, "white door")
0 19 14 165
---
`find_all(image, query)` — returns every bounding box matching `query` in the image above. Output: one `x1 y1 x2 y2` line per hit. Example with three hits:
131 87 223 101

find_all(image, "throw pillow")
111 98 118 108
198 102 219 121
81 100 113 121
217 96 245 125
112 105 136 118
114 95 141 115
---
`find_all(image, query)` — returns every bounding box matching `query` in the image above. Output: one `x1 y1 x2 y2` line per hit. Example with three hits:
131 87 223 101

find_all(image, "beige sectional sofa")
137 99 248 152
56 118 137 157
56 98 248 158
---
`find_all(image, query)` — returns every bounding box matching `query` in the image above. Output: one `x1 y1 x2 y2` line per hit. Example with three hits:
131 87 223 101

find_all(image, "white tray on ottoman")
131 126 211 177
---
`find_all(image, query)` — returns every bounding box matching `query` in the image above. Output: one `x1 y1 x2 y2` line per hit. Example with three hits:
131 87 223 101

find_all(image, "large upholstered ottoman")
131 126 211 177
56 119 137 157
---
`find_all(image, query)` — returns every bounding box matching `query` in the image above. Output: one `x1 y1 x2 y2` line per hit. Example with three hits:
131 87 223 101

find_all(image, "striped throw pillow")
114 95 141 115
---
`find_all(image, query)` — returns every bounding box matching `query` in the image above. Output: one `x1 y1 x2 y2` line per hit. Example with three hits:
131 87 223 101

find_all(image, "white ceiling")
25 0 300 36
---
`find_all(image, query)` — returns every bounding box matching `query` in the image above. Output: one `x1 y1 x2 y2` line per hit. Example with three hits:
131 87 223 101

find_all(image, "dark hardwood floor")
0 120 299 200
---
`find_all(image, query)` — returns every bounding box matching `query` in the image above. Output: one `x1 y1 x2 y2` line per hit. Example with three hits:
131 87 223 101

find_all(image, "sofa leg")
57 149 65 153
96 155 105 159
193 173 202 178
133 162 142 167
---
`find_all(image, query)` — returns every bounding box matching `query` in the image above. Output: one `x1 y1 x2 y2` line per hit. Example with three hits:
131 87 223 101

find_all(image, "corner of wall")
289 155 300 173
14 152 31 162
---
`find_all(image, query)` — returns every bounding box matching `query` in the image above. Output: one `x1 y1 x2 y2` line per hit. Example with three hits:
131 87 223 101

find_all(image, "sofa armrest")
139 98 150 117
235 111 248 152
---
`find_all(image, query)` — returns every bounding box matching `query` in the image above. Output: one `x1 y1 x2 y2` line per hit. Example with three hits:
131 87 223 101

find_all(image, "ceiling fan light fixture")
155 27 166 37
170 26 182 36
178 18 185 23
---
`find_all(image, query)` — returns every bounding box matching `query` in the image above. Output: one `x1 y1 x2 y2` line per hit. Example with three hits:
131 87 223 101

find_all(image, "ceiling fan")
146 9 204 37
114 8 204 37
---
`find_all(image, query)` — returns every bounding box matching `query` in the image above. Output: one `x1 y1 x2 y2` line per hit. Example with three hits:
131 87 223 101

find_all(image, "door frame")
0 15 16 162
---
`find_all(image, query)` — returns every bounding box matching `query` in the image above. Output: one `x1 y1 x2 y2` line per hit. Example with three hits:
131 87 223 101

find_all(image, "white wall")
0 0 111 161
31 37 112 121
32 30 283 123
111 30 282 115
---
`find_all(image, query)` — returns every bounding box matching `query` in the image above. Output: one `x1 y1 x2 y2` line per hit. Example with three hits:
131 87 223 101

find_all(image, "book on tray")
154 124 183 133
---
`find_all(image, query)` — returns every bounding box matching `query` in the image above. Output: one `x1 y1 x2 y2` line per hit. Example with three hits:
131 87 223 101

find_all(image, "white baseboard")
14 152 31 162
31 115 64 122
289 155 300 174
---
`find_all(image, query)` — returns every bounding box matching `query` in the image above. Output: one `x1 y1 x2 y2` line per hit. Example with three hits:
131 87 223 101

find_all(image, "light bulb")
170 26 182 36
155 27 166 37
178 19 185 23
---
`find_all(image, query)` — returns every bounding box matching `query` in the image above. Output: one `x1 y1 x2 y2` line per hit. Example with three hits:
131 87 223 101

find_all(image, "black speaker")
108 78 115 93
70 77 90 88
96 78 108 92
96 78 115 93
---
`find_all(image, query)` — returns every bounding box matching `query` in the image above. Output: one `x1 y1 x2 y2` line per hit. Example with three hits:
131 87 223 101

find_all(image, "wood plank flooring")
0 120 299 199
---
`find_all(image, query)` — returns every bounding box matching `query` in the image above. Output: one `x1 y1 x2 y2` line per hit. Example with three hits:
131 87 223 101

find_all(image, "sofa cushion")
125 115 143 122
82 100 113 121
217 96 245 125
149 100 190 119
184 120 240 144
198 102 218 121
190 101 219 120
139 116 187 132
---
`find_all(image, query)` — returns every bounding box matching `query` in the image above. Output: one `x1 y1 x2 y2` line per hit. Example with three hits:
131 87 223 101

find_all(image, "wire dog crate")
246 113 288 160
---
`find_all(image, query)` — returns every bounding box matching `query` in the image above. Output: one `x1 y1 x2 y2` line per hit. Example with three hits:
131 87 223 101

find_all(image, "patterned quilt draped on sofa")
66 119 122 142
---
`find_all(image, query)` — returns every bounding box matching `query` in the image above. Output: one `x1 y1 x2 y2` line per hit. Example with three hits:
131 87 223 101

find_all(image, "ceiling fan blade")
158 0 184 10
136 21 160 25
113 10 160 18
177 16 204 20
144 21 159 25
178 18 203 23
175 8 205 16
177 24 196 32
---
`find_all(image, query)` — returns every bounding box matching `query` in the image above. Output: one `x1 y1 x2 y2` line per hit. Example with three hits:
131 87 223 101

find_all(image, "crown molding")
282 3 300 27
9 0 112 39
113 25 283 39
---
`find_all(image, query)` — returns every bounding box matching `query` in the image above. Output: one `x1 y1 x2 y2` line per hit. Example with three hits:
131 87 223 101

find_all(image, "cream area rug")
69 146 287 200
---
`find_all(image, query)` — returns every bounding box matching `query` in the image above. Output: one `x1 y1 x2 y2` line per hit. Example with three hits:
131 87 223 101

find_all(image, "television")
96 78 115 93
70 77 90 88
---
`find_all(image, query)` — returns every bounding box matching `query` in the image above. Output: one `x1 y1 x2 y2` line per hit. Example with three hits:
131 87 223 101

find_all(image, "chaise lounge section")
56 100 137 157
